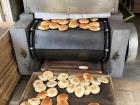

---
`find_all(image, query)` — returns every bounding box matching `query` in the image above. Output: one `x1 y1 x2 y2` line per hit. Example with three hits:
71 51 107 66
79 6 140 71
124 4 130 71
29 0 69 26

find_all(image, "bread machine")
10 0 138 76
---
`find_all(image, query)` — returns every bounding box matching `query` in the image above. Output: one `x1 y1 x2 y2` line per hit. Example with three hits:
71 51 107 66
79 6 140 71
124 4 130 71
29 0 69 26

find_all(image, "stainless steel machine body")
10 0 138 77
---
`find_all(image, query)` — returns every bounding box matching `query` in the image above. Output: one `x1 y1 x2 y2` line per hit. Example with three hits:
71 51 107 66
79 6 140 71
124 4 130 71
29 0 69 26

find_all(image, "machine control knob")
20 49 27 58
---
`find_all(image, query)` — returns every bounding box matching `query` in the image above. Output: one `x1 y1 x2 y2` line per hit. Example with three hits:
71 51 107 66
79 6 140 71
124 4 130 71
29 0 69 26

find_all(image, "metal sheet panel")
25 0 115 14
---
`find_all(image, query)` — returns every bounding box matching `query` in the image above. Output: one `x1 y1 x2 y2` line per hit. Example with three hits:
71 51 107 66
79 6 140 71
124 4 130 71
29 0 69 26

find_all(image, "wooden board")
0 25 20 105
20 72 116 105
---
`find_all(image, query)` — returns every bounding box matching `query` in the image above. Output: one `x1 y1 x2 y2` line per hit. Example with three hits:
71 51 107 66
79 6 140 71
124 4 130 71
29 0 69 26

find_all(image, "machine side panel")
10 14 40 75
108 16 130 77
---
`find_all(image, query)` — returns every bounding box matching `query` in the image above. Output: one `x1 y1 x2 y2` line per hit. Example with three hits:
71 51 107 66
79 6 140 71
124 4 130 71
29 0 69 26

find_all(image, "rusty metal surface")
20 72 116 105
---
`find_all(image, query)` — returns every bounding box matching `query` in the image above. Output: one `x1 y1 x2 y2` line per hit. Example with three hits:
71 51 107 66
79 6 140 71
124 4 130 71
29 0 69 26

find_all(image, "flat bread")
36 91 47 99
66 83 76 93
89 22 100 27
33 80 43 88
90 18 98 22
69 20 79 28
49 22 59 29
41 20 50 26
58 25 68 31
38 25 49 30
35 84 46 93
57 93 68 102
79 24 89 29
47 88 58 97
42 71 54 80
97 76 109 84
58 80 70 89
89 26 100 31
57 73 69 81
20 101 31 105
79 19 89 24
58 19 69 25
90 85 100 94
46 81 57 88
88 102 100 105
84 85 91 95
74 85 85 98
28 98 40 105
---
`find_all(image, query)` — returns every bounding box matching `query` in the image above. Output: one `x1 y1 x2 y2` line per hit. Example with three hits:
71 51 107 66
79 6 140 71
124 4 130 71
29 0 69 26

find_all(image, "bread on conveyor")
79 18 89 24
97 76 109 84
46 80 57 88
48 76 57 81
69 75 80 86
89 26 100 31
58 25 69 31
89 22 100 27
66 83 76 93
57 93 68 102
58 19 69 25
47 88 58 97
49 22 59 29
88 102 100 105
58 80 70 89
38 75 47 81
36 91 47 99
57 73 69 81
90 18 98 22
84 85 91 95
74 85 85 98
41 20 50 26
41 97 52 105
69 20 79 28
42 71 54 80
79 24 90 29
33 80 43 88
90 79 101 86
57 100 69 105
38 25 49 30
28 98 40 105
51 19 60 23
90 85 100 94
83 73 93 81
35 84 47 92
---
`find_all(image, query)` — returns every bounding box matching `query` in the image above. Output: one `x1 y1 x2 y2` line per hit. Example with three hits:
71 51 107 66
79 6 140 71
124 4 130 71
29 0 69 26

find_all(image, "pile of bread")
38 18 100 31
20 71 109 105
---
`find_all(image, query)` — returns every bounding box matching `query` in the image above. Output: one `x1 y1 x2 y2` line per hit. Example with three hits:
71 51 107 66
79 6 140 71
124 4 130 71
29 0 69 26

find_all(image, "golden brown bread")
51 19 60 23
88 102 100 105
49 22 59 29
69 20 79 28
89 26 100 31
83 73 93 81
41 97 52 105
79 19 89 24
57 100 69 105
58 25 69 31
38 25 49 30
58 19 69 25
79 24 89 29
36 91 47 99
90 18 98 22
89 22 100 27
57 93 68 102
41 20 50 26
47 88 58 97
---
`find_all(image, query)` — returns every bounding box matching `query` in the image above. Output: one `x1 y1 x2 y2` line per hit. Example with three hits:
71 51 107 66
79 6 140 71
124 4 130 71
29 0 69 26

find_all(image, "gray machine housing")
10 0 138 77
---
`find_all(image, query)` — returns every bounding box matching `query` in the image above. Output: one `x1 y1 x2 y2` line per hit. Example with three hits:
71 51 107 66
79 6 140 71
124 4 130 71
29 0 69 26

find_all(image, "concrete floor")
113 14 140 105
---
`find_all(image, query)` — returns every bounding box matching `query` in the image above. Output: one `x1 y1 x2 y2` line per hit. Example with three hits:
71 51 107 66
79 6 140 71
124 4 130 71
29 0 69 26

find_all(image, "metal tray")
20 71 116 105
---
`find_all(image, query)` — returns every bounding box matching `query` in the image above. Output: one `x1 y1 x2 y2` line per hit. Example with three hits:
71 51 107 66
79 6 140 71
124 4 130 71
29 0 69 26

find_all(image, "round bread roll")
83 73 93 81
58 80 69 89
42 71 54 80
41 20 50 26
57 73 69 81
35 84 46 93
90 85 100 94
90 18 98 22
79 24 89 29
89 22 100 27
80 80 90 86
58 19 69 25
47 88 58 97
97 76 109 84
79 66 88 70
41 97 52 105
90 79 101 86
69 76 80 86
46 80 57 88
38 75 47 81
74 85 85 98
84 85 91 95
76 74 85 82
20 101 31 105
38 25 49 30
66 83 76 93
33 80 43 88
49 22 59 29
79 19 89 24
36 91 47 99
57 100 69 105
51 19 60 23
57 93 68 102
58 25 68 31
69 20 79 28
88 102 100 105
48 76 57 81
28 98 40 105
89 26 100 31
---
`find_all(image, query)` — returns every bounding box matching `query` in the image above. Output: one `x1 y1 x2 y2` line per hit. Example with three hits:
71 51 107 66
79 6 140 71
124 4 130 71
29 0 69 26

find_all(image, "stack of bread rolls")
38 18 101 31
